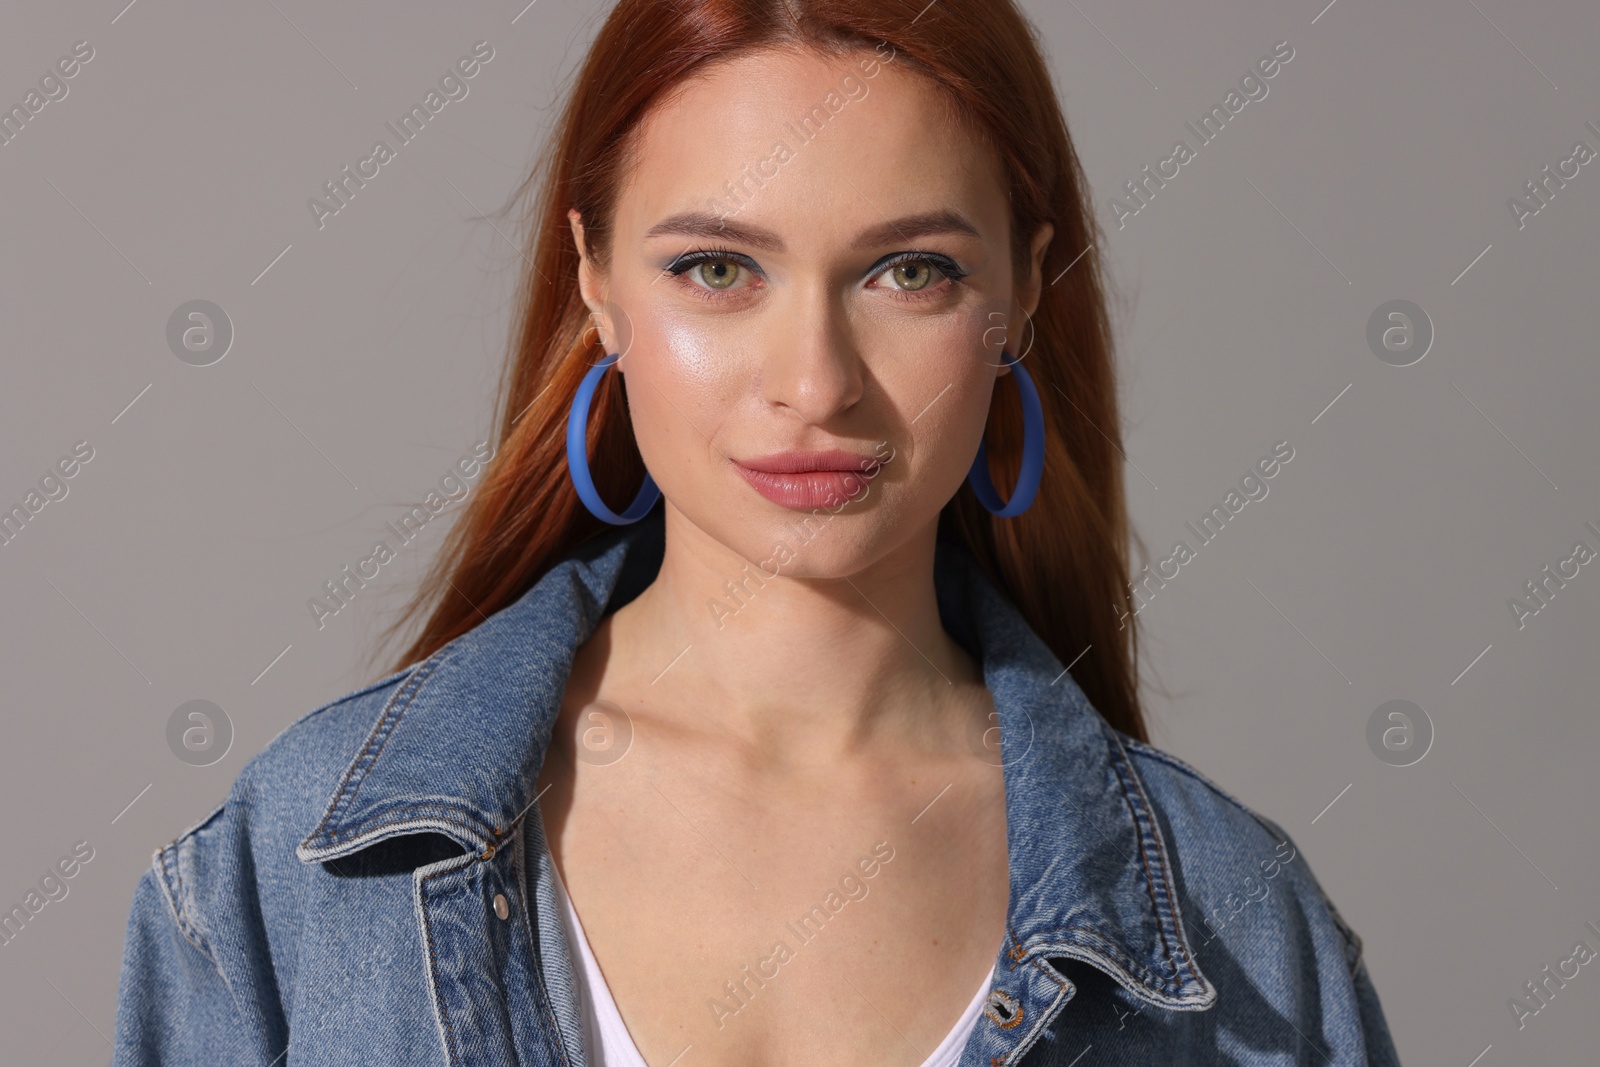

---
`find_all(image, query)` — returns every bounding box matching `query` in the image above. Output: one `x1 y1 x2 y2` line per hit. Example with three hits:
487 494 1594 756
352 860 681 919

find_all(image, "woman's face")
573 45 1052 577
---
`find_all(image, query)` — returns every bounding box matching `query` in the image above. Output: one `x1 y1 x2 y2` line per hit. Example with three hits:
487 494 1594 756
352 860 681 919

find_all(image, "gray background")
2 0 1596 1063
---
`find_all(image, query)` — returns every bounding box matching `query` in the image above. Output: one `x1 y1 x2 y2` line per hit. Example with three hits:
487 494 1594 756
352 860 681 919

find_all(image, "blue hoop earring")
566 352 661 524
966 351 1044 518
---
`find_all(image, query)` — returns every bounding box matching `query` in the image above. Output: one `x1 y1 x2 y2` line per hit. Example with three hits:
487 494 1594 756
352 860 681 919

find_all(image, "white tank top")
550 864 996 1066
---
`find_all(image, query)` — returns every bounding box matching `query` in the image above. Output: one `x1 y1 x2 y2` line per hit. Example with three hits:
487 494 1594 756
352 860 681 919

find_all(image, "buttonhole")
983 989 1024 1029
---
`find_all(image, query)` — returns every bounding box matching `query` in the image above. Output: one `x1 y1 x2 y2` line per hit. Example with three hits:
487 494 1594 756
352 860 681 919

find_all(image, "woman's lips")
732 451 884 510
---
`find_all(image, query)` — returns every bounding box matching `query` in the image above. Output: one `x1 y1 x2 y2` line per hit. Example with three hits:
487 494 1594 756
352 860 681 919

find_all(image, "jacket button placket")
415 835 574 1066
963 952 1079 1067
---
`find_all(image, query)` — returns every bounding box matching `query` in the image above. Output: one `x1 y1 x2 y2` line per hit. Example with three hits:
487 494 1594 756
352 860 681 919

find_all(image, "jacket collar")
296 510 1215 1011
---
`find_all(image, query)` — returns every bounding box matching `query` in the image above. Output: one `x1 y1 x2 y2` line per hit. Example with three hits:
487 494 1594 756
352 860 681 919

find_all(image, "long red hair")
379 0 1150 742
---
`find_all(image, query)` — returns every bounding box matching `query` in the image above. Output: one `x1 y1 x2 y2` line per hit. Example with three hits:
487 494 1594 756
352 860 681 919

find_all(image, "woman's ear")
569 208 614 352
1019 221 1055 322
997 222 1056 379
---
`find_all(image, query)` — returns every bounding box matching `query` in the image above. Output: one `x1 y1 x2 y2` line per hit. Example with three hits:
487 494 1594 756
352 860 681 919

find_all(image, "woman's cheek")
649 302 759 401
925 404 986 501
649 313 726 387
625 315 741 475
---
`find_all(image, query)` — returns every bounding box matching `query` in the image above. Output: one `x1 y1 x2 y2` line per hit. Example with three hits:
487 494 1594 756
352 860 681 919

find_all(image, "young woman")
112 1 1399 1064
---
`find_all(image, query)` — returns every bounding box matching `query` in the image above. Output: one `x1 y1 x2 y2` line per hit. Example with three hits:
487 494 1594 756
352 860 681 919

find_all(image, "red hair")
380 0 1150 742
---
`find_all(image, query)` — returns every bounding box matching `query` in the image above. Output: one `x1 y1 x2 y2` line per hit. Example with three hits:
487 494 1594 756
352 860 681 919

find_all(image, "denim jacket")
112 512 1400 1065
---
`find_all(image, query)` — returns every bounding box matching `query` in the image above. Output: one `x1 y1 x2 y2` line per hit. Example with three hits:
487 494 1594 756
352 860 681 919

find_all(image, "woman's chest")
542 767 1010 1066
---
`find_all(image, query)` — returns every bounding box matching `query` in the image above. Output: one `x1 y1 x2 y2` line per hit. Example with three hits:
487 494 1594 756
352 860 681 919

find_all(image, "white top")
550 863 996 1066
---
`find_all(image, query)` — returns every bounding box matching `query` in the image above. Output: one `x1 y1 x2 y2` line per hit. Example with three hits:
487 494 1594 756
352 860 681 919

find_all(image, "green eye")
697 260 740 289
891 261 935 291
876 254 964 293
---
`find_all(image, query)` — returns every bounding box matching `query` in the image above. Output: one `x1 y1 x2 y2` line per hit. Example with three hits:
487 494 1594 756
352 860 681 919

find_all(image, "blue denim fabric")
112 511 1400 1065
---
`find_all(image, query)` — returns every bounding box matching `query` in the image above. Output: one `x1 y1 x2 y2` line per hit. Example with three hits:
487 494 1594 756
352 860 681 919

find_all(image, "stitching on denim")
983 988 1025 1028
169 842 210 959
525 872 575 1067
1120 735 1258 821
419 865 465 1066
1104 735 1182 982
1013 926 1174 995
1113 732 1205 990
995 955 1073 1067
157 837 261 1037
1113 750 1182 975
1032 954 1068 989
269 661 418 750
316 803 497 846
173 798 229 849
1122 733 1299 994
155 836 263 1036
324 653 443 824
1109 731 1207 993
163 844 189 940
510 828 575 1067
1031 939 1198 1019
154 841 213 962
1005 920 1028 968
1320 885 1366 974
1004 865 1190 995
306 652 446 845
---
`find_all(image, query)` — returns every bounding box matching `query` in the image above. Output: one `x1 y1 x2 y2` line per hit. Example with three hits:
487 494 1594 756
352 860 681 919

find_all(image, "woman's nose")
760 293 866 424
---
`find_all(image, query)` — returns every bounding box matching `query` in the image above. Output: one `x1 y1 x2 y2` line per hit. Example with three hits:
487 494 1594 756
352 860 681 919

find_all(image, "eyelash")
663 247 968 303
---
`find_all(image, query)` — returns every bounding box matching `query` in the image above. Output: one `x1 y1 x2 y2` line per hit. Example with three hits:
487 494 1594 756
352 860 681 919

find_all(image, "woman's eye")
871 255 963 296
694 259 742 290
885 259 939 291
666 253 755 295
666 251 963 300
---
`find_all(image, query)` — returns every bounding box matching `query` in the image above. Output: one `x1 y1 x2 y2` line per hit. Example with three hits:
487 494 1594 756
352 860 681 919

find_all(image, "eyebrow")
643 209 983 253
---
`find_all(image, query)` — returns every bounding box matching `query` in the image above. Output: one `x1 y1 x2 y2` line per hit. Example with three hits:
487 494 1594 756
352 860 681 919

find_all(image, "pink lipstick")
732 449 885 510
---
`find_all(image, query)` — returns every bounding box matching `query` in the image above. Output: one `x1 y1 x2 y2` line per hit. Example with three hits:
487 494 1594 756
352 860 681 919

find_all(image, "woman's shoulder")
113 664 446 1059
140 664 416 957
1116 732 1298 848
1114 732 1366 976
1110 732 1403 1062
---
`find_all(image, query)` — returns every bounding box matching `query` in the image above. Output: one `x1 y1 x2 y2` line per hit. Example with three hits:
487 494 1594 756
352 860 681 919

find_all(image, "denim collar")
296 510 1215 1012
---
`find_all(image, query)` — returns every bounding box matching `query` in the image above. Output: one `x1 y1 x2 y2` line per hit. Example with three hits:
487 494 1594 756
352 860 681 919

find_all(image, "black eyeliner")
664 248 760 275
665 247 967 282
872 250 968 281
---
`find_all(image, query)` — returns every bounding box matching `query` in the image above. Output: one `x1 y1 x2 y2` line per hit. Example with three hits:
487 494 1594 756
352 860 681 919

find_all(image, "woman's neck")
597 505 986 762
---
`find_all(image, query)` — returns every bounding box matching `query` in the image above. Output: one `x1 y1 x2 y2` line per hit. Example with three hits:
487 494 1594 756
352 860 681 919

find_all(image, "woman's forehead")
614 46 1007 248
